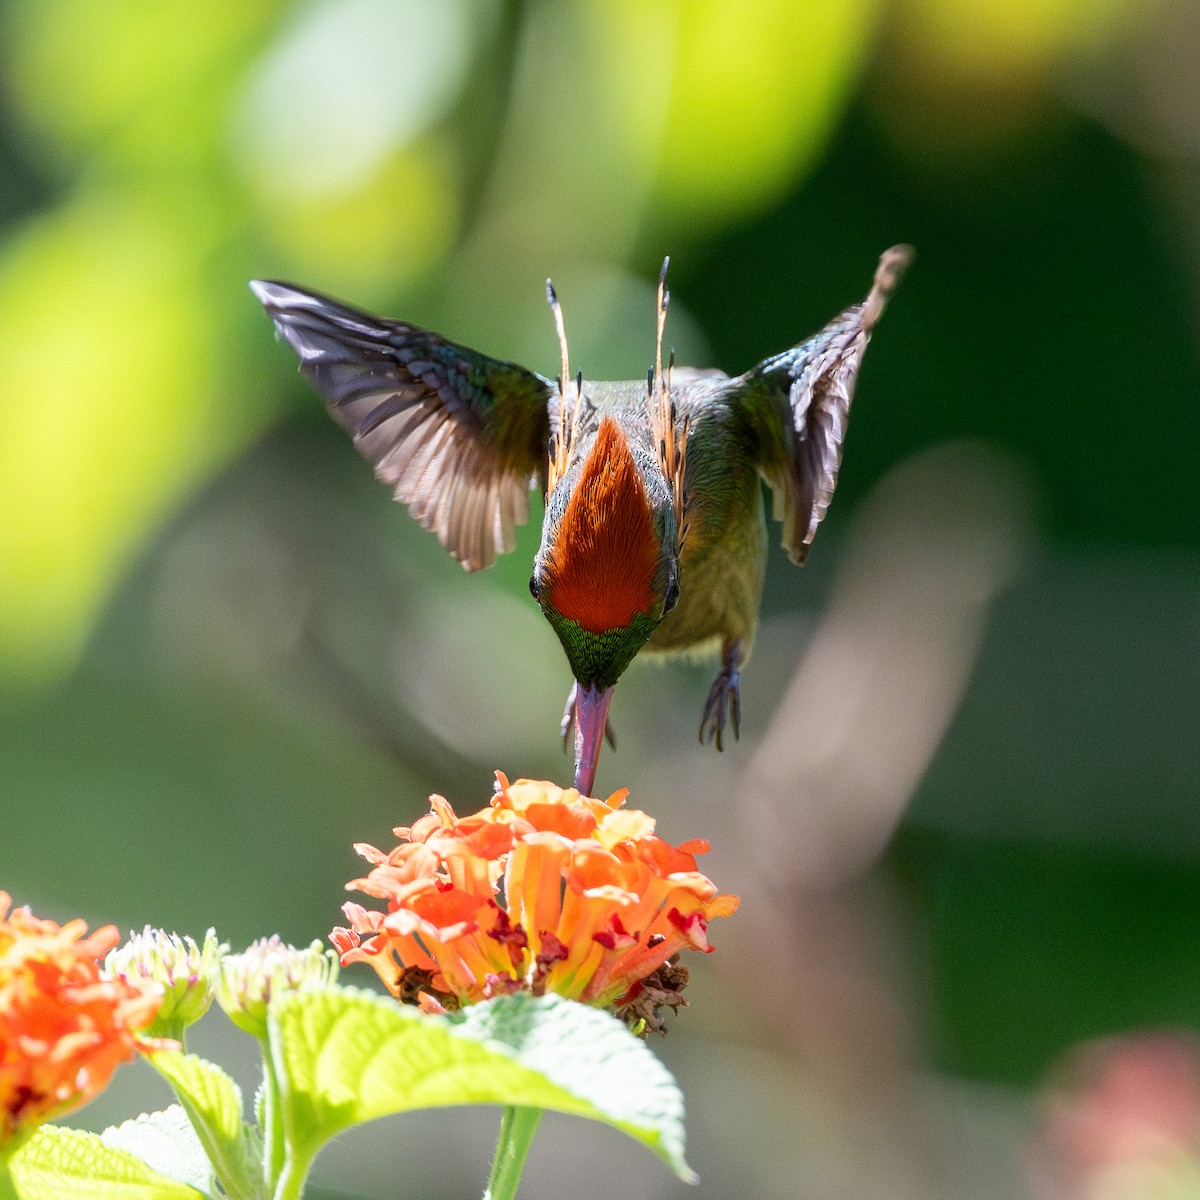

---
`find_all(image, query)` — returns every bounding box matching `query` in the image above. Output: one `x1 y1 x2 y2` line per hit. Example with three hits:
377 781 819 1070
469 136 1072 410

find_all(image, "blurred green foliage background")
3 0 1200 1195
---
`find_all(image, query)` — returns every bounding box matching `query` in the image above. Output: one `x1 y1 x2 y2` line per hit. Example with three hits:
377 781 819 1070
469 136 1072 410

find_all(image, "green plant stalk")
157 1017 187 1045
261 1041 287 1196
0 1157 17 1200
271 1147 318 1200
483 1106 543 1200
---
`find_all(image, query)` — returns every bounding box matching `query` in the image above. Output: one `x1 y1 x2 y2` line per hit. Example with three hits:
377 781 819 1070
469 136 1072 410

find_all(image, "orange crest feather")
546 417 660 634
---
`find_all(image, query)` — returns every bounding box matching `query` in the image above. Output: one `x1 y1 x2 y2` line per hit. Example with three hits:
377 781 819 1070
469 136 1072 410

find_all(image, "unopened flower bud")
104 927 224 1039
216 937 339 1038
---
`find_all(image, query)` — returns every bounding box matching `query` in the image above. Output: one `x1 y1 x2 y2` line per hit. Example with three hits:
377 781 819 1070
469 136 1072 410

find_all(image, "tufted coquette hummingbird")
251 246 910 796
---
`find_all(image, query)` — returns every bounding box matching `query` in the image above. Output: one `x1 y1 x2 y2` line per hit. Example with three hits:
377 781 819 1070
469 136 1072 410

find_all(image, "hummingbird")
250 246 910 795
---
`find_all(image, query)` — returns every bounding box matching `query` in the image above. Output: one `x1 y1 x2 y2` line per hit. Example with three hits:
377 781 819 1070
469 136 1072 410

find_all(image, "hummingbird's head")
531 415 680 692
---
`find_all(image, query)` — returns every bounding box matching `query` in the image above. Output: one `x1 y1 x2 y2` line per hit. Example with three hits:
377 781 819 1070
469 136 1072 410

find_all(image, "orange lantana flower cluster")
0 893 161 1153
332 775 739 1030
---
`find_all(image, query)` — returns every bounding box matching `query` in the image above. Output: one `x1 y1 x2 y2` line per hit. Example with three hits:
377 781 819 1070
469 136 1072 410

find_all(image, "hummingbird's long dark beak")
573 683 614 797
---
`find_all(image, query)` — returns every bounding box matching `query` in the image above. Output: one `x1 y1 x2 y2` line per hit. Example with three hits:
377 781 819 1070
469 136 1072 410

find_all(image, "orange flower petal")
333 781 738 1028
0 894 161 1150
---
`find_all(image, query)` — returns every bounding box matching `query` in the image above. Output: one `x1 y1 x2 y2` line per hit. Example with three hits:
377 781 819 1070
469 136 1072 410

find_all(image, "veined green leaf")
148 1050 261 1200
8 1125 203 1200
270 986 693 1183
453 991 690 1174
100 1107 214 1195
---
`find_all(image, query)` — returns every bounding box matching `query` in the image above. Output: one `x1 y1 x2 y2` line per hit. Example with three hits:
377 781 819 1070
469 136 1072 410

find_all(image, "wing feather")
738 246 911 564
250 279 553 570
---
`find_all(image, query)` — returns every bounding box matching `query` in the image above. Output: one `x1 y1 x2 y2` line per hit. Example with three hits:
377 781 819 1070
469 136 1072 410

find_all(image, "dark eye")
663 575 680 614
529 575 540 601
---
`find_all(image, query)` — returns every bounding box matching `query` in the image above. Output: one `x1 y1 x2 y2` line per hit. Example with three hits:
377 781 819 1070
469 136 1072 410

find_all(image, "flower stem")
483 1106 542 1200
0 1158 17 1200
271 1149 317 1200
261 1040 287 1195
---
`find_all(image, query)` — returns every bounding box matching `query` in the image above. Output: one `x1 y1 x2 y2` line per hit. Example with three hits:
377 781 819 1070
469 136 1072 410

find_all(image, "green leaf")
270 986 693 1183
100 1107 213 1195
454 992 690 1175
148 1050 261 1200
8 1125 204 1200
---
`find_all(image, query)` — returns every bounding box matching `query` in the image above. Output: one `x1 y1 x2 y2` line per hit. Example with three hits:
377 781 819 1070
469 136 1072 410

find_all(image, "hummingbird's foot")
561 683 617 751
700 642 743 751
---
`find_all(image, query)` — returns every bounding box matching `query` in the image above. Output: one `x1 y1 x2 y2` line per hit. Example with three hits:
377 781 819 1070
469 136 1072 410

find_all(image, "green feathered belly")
643 483 766 662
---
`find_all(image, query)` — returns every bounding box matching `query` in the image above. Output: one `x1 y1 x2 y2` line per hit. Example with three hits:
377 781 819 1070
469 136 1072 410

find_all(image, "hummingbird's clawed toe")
561 683 617 752
700 643 743 752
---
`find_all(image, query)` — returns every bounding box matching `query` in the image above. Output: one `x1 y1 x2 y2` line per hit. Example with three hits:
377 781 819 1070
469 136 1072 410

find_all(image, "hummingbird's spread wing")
737 245 911 564
250 280 553 571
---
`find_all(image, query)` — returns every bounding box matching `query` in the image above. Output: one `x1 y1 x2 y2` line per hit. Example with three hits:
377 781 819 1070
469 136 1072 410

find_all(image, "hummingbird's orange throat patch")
545 417 660 634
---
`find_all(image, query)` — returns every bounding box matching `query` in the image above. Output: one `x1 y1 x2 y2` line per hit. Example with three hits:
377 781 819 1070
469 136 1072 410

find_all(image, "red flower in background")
1030 1031 1200 1200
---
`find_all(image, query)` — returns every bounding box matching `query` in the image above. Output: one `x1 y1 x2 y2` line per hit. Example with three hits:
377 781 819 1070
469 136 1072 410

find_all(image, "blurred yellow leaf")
0 190 266 681
252 141 462 298
898 0 1145 79
232 0 484 199
596 0 881 224
876 0 1153 155
4 0 284 170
